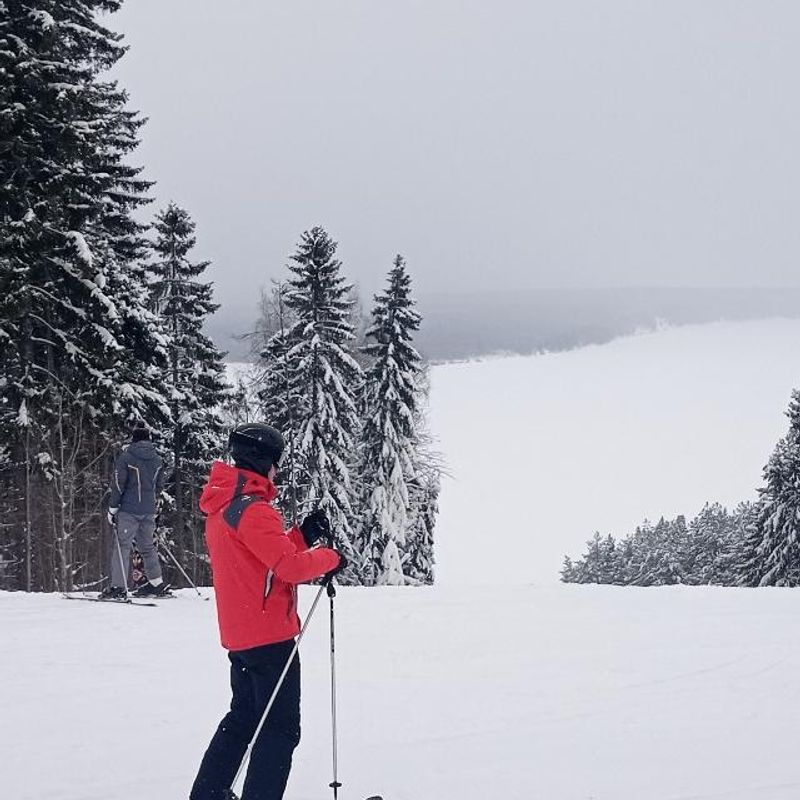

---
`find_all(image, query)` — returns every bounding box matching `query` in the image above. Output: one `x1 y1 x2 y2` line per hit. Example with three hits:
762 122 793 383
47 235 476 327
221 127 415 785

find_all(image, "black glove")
324 550 348 583
300 509 331 547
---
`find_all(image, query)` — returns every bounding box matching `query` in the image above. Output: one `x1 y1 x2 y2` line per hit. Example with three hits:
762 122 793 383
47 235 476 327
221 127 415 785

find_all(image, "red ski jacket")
200 461 341 651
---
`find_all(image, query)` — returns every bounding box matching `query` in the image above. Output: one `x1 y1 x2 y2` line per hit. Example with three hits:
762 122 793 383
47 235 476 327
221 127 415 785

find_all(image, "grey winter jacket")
109 441 167 516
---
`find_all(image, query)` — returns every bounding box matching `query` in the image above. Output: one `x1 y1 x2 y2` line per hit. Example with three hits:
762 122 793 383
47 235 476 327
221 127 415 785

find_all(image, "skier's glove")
300 509 332 548
324 550 348 584
107 507 119 525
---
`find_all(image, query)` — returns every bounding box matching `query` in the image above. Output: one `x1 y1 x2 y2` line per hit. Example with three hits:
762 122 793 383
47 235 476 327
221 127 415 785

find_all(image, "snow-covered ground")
5 318 800 800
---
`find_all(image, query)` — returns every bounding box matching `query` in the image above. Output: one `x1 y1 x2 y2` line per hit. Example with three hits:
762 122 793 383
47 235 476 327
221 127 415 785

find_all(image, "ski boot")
133 581 173 598
98 586 128 601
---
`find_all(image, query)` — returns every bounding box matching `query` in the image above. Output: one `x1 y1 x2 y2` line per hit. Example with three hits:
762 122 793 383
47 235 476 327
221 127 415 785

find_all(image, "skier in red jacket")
190 423 343 800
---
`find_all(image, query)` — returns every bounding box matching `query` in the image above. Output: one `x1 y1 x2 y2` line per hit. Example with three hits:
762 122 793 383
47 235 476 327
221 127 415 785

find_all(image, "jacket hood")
199 461 278 515
127 440 160 460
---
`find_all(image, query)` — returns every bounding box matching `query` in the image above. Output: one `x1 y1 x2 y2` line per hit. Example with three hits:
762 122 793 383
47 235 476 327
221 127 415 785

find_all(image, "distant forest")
211 286 800 363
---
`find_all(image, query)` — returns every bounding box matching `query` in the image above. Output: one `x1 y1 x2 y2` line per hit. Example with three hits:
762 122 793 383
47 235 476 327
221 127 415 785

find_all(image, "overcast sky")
112 1 800 319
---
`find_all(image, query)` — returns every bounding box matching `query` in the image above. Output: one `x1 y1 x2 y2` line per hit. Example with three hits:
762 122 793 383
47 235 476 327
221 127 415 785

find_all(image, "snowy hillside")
5 319 800 800
432 319 800 585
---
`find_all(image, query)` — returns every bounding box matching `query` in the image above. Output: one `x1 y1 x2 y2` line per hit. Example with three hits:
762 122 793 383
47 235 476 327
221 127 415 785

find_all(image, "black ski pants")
190 640 301 800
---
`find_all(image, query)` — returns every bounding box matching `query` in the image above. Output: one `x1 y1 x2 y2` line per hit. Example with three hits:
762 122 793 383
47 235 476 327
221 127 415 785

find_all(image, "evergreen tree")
632 517 685 586
254 284 304 523
359 256 424 585
720 502 757 586
0 1 169 590
404 377 441 586
147 203 228 585
570 532 621 583
253 286 299 429
736 501 766 587
621 523 652 584
560 556 577 582
748 391 800 586
282 227 364 574
615 537 636 584
687 503 730 585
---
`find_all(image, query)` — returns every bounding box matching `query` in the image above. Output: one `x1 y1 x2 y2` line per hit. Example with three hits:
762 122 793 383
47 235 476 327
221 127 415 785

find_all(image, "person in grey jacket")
102 422 171 599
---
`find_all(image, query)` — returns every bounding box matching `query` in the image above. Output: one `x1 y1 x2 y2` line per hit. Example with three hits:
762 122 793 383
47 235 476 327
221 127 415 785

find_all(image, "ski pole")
156 533 208 600
112 519 129 594
230 581 327 798
328 579 342 800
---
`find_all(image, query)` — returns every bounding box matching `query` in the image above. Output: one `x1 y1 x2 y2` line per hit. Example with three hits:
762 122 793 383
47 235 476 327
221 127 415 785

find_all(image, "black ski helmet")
228 423 285 477
131 420 151 442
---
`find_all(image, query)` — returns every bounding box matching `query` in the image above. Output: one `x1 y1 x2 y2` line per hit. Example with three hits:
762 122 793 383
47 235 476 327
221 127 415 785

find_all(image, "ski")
131 591 177 600
62 594 157 607
229 793 381 800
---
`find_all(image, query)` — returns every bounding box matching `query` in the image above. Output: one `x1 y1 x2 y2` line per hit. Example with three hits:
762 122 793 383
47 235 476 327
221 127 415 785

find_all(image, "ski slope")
432 319 800 585
4 319 800 800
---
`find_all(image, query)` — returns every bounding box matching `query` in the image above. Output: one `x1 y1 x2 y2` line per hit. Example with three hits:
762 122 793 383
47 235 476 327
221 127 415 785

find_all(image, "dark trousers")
191 640 301 800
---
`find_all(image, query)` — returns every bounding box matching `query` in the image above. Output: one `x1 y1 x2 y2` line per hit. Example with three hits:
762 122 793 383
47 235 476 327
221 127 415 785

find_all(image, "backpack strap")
223 473 265 531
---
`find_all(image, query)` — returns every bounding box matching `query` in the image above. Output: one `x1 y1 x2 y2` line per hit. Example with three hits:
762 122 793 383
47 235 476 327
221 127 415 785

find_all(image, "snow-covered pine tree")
358 255 425 585
0 1 170 591
622 522 651 584
715 501 756 586
405 365 442 584
255 287 298 429
571 532 620 583
723 501 762 586
746 391 800 586
685 503 731 585
634 516 685 585
253 284 305 524
147 203 228 585
404 417 441 585
560 556 578 582
282 227 364 575
615 536 636 584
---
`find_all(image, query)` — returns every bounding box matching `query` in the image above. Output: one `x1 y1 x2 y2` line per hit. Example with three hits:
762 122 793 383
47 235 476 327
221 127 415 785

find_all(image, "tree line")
563 391 800 587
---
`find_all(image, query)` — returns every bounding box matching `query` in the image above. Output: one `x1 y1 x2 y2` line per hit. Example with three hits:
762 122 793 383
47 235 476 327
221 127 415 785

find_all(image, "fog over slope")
210 286 800 362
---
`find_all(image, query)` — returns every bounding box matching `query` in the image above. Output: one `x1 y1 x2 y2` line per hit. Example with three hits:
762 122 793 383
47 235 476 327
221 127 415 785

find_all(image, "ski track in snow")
663 783 800 800
5 586 800 800
6 319 800 800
